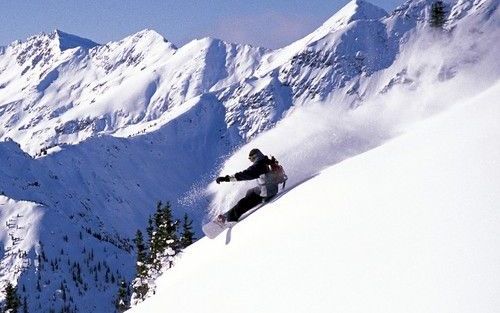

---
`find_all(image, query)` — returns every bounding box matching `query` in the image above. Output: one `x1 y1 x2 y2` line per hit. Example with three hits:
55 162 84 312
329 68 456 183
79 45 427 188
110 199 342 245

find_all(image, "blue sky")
0 0 404 49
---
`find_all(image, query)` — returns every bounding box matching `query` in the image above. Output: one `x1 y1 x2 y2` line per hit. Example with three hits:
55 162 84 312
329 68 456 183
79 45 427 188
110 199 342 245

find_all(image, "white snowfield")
0 0 498 311
129 81 500 313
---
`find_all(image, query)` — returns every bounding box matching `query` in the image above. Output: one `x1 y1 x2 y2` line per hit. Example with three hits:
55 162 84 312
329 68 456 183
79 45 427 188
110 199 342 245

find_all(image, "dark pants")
226 188 265 222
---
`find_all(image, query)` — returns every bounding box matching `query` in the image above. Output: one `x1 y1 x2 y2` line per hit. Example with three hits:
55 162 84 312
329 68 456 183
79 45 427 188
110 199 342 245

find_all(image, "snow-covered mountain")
0 28 265 155
128 77 500 313
0 0 498 311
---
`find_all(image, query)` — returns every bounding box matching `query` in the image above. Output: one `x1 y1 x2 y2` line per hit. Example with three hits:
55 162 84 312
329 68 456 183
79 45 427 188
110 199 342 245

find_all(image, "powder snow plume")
206 25 500 218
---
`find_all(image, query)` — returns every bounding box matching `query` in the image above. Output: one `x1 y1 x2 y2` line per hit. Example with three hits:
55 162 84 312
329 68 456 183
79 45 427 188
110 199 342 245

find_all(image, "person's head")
248 148 265 163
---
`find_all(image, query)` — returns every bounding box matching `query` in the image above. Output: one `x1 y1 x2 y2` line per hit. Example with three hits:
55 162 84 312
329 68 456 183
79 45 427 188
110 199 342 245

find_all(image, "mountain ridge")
0 0 498 311
1 0 496 155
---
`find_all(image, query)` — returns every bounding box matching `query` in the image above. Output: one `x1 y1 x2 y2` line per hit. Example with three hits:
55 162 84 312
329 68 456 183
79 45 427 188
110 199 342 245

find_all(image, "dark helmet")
248 148 265 162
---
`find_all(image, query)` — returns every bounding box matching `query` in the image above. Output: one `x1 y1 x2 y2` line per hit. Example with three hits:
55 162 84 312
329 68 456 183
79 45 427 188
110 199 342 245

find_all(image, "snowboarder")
215 148 285 224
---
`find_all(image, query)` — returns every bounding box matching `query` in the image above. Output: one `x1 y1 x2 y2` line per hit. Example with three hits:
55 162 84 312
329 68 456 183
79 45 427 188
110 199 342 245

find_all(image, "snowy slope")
0 28 266 155
0 95 232 311
128 78 500 313
0 0 498 311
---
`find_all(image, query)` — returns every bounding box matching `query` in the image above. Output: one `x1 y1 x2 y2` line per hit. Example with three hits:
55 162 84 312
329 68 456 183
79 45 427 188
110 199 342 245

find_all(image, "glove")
216 175 230 184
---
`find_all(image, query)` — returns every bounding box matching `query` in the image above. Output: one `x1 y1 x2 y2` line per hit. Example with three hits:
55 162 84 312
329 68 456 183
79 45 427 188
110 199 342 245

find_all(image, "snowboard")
202 202 265 239
202 189 291 239
202 219 235 239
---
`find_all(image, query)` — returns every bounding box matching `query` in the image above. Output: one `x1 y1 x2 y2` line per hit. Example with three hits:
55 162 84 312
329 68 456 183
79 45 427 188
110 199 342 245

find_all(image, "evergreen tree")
430 0 446 28
150 202 179 270
146 215 154 249
180 213 195 249
115 280 130 312
132 230 149 301
3 282 20 313
134 230 148 276
131 201 181 305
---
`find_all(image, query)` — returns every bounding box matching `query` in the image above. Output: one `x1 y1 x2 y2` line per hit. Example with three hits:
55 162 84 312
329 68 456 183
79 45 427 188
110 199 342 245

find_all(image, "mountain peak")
131 28 166 41
323 0 387 28
51 29 99 51
119 28 177 50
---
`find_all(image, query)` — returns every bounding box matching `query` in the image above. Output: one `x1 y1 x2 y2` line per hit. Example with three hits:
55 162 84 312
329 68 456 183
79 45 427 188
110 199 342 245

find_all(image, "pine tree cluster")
2 282 21 313
4 230 130 313
128 202 195 308
430 0 447 28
